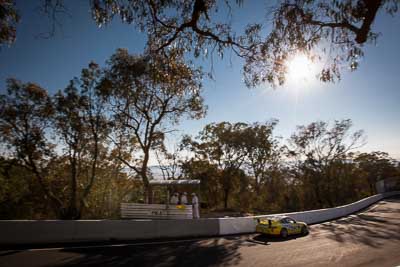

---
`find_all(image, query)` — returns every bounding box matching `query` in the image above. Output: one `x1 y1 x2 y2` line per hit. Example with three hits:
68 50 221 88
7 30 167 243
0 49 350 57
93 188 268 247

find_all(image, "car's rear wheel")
280 228 288 238
301 226 308 235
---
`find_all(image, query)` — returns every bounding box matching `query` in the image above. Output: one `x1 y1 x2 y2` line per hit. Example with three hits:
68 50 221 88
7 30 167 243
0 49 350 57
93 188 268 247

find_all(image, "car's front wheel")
301 226 308 236
280 228 288 238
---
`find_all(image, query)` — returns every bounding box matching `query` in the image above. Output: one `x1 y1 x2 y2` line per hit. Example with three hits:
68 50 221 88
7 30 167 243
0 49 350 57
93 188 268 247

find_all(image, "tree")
155 146 184 180
183 122 249 209
0 157 46 219
82 148 138 219
242 120 281 194
239 121 287 212
51 62 109 219
0 63 109 219
0 79 62 216
5 1 399 85
90 0 400 86
354 151 399 194
243 0 400 86
287 119 365 208
180 158 221 208
100 49 206 203
0 0 19 47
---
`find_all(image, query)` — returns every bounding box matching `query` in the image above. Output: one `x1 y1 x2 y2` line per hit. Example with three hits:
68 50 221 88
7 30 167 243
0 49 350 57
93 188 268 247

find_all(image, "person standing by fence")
191 193 199 219
170 192 179 204
181 192 188 205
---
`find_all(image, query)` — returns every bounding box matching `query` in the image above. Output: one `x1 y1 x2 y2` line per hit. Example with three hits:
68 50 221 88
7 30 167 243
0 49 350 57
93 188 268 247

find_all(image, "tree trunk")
223 188 229 209
141 145 152 203
254 174 260 194
145 185 154 204
313 181 323 208
369 182 375 195
356 0 382 43
59 206 81 220
27 161 64 219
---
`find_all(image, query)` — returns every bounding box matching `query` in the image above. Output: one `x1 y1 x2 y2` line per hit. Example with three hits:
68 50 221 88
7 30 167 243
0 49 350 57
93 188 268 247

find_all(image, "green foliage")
0 63 110 219
0 75 398 218
0 0 19 47
184 122 249 209
4 1 399 85
86 0 399 86
181 159 221 208
0 49 207 218
100 49 206 203
354 151 399 194
90 0 398 86
80 154 143 219
1 109 399 218
0 52 398 218
287 119 366 208
180 119 399 214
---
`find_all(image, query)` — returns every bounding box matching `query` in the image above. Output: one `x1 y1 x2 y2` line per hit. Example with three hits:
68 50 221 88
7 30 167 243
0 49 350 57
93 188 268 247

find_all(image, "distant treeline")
1 49 399 219
179 121 400 214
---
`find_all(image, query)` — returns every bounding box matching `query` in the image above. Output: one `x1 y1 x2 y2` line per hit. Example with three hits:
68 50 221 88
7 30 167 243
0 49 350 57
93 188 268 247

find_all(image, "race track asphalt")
1 197 399 267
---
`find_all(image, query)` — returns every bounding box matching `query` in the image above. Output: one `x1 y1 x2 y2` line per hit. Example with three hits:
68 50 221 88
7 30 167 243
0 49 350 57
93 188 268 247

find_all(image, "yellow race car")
255 215 308 238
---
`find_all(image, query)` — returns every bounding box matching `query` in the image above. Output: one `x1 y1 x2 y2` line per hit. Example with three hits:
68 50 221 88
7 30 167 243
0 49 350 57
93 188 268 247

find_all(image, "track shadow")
251 233 306 244
0 250 22 257
313 199 400 248
384 198 400 203
45 236 260 267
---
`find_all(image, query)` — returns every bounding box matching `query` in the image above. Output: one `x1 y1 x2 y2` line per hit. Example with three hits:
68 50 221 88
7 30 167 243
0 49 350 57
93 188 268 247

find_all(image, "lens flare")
286 54 316 84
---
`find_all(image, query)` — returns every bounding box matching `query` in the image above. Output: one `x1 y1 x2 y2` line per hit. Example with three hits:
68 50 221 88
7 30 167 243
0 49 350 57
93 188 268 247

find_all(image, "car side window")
287 219 295 224
280 218 288 224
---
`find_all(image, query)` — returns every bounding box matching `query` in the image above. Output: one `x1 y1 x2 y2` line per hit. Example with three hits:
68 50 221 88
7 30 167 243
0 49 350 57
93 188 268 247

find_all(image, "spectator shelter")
121 179 200 219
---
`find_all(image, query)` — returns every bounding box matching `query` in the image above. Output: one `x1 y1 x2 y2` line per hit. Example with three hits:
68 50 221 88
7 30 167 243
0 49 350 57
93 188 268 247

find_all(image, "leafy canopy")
3 0 399 86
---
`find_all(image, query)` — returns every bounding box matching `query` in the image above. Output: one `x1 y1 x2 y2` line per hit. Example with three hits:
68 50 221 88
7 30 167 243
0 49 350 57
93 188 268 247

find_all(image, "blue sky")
1 1 399 159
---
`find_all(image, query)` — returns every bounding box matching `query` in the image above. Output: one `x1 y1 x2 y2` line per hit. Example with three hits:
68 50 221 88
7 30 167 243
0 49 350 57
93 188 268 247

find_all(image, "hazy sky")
1 1 399 159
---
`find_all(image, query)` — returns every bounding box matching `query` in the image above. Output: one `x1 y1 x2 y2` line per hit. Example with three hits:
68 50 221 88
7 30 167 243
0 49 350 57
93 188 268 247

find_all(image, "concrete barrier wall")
219 191 400 235
0 218 220 244
0 220 76 244
0 191 398 244
219 217 256 235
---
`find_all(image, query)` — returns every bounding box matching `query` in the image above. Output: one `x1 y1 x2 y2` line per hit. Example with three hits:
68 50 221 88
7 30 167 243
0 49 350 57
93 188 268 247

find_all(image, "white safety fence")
0 191 399 244
120 203 193 220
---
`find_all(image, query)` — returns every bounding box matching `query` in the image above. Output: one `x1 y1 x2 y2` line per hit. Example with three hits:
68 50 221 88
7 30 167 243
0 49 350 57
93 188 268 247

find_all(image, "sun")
286 54 317 84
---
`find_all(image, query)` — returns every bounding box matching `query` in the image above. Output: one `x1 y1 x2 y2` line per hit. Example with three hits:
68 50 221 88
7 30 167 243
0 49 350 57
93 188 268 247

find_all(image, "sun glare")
286 54 317 85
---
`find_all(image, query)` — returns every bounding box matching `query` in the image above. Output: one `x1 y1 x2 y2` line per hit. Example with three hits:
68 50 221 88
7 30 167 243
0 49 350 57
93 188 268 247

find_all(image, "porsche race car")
255 215 308 238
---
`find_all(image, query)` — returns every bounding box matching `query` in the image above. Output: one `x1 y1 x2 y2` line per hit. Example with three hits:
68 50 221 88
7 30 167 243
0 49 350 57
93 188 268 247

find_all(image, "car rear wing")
256 218 273 227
